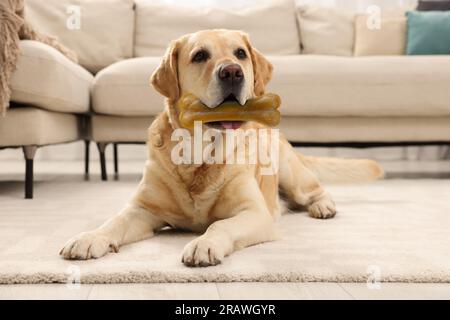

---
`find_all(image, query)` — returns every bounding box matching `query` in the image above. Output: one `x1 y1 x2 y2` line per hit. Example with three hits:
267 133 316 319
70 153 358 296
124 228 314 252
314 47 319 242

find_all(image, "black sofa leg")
113 143 119 178
84 140 90 178
22 145 37 199
97 142 108 181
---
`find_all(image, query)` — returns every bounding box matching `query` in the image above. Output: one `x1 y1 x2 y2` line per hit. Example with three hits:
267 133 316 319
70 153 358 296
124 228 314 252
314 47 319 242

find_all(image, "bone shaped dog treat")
177 93 281 129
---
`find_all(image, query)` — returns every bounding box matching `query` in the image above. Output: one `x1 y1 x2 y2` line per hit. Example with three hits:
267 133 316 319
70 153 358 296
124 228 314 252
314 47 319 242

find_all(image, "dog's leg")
279 139 336 219
182 176 277 267
60 203 165 260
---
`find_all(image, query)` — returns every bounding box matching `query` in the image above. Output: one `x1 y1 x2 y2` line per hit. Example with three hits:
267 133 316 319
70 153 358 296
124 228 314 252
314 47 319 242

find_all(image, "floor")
1 282 450 300
1 157 450 300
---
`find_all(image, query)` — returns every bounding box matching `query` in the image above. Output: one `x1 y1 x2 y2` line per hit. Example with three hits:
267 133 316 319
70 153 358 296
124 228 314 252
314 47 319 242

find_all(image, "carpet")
0 176 449 284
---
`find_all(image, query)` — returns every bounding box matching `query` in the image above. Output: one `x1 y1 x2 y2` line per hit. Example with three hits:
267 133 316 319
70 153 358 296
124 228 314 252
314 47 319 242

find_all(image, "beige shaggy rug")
0 176 449 284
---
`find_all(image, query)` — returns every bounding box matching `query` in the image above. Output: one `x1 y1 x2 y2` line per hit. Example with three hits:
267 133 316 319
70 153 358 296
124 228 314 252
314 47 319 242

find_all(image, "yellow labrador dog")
60 30 383 267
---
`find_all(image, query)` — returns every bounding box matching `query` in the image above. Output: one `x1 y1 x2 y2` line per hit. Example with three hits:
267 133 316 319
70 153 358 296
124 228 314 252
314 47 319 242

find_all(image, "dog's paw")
308 193 337 219
59 231 118 260
181 236 229 267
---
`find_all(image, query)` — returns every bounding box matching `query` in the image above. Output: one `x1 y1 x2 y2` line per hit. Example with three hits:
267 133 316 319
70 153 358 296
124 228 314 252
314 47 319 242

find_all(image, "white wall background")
296 0 418 10
164 0 418 10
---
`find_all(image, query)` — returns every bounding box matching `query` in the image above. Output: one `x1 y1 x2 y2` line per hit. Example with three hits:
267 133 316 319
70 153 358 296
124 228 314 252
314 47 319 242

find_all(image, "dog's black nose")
218 64 243 85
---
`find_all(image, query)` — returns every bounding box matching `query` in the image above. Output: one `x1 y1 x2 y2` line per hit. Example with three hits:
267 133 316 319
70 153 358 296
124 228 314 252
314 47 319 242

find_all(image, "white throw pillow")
25 0 135 73
134 0 300 57
297 6 355 56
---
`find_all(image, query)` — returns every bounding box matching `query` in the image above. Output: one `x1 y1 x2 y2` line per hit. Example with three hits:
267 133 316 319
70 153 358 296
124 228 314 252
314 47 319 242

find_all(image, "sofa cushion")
26 0 135 73
91 115 154 142
354 15 406 56
266 55 450 117
134 0 300 57
92 57 164 116
406 11 450 55
10 41 93 114
280 116 450 143
91 114 450 143
93 54 450 118
0 106 80 147
297 6 355 56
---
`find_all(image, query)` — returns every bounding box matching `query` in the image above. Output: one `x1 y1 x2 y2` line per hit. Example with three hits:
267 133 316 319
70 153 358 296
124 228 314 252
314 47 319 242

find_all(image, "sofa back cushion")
406 11 450 55
354 14 406 56
134 0 300 57
297 6 355 56
25 0 135 73
266 55 450 117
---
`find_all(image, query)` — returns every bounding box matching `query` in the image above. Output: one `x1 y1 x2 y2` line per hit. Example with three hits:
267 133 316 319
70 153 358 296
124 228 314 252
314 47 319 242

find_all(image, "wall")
296 0 418 10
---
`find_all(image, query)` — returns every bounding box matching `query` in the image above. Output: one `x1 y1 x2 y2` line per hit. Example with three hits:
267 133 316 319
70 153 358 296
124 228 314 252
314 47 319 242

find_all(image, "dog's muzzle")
217 63 244 103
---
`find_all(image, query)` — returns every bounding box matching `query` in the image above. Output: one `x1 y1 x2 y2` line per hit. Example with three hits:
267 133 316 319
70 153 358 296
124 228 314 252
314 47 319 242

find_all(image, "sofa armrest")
10 40 94 114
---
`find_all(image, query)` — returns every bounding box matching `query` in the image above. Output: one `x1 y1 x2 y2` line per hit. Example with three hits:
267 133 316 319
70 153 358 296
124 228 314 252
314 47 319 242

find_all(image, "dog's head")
151 29 273 128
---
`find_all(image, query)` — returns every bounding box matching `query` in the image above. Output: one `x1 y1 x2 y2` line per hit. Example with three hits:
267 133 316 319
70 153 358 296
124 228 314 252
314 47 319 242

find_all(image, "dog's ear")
150 40 181 102
241 33 273 96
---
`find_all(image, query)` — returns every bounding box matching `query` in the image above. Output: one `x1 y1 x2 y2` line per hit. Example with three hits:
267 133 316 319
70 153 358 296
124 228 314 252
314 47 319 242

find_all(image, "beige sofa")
2 0 450 197
0 41 93 198
88 0 450 180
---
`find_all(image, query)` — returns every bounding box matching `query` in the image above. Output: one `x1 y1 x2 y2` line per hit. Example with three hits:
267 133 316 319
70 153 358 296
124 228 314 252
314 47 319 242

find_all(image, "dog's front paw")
182 236 230 267
308 193 336 219
59 231 118 260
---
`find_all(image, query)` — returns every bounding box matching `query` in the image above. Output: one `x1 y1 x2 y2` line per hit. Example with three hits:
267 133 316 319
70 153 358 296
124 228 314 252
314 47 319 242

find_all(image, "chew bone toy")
177 93 281 129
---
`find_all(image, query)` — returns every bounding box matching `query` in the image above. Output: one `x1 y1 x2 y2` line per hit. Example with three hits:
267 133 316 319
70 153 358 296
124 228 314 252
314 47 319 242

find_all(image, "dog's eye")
235 48 247 60
192 50 209 63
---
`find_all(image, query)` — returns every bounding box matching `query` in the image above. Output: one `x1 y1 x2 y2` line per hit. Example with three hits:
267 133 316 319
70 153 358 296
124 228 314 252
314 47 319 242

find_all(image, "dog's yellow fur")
60 30 383 267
